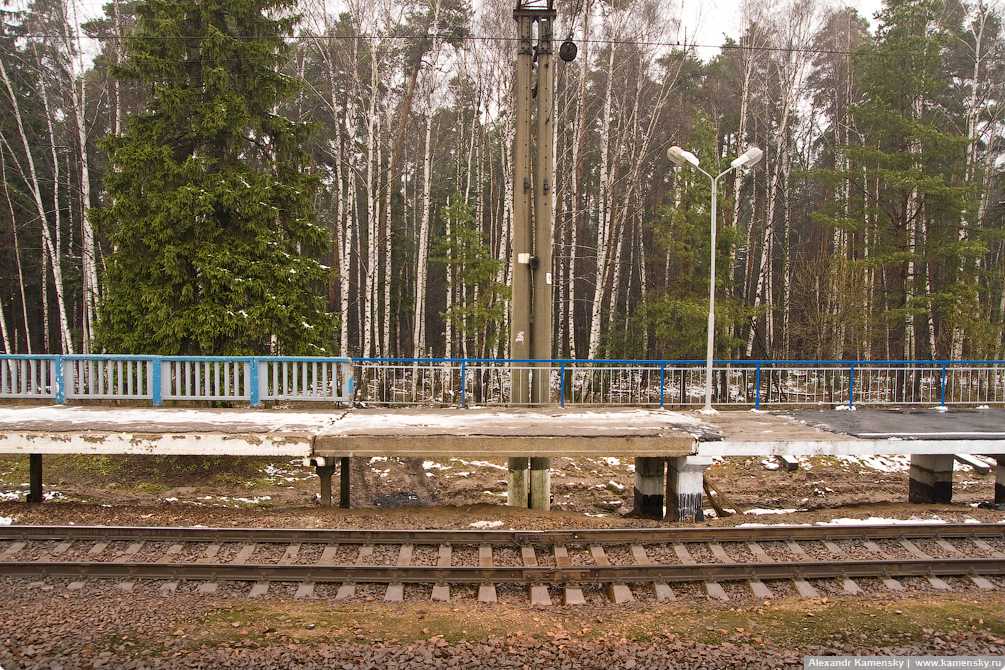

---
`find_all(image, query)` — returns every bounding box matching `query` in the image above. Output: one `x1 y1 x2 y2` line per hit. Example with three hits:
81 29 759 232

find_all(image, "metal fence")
2 355 1003 409
0 355 353 406
351 359 1005 409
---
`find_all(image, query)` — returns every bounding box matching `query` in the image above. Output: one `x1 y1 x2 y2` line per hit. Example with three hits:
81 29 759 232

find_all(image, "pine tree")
94 0 336 355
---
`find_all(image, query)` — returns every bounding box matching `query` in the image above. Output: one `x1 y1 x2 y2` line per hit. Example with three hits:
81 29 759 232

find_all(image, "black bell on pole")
559 40 577 62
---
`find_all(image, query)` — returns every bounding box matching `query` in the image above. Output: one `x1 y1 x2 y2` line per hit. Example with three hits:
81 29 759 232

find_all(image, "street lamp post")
667 145 763 413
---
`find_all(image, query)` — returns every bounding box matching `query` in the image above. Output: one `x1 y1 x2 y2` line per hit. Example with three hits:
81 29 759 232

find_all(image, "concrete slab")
313 408 698 458
697 409 1005 457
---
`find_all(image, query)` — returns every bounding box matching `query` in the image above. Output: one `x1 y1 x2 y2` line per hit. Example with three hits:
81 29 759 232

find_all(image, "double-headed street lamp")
667 145 763 413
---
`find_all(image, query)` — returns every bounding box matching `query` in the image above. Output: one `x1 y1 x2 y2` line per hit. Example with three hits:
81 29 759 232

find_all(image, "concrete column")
508 457 529 507
340 457 350 509
909 454 954 504
315 463 336 507
995 456 1004 505
665 456 713 522
28 453 42 503
633 457 665 519
529 457 550 511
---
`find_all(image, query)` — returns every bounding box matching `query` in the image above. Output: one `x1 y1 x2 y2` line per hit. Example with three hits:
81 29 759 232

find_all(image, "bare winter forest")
2 0 1005 362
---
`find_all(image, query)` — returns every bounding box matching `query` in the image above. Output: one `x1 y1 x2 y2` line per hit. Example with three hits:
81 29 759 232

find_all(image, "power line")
12 31 1002 63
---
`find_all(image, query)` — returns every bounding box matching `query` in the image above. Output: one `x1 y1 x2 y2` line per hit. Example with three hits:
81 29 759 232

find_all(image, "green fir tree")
94 0 336 355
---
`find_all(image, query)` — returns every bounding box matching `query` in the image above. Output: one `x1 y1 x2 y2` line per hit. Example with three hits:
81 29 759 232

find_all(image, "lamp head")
730 146 763 169
667 146 700 167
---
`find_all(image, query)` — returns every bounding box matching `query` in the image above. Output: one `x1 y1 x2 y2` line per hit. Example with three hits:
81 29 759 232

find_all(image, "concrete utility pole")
509 0 561 510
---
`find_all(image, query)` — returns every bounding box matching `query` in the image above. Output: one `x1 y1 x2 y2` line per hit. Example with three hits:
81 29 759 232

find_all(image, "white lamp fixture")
666 144 763 413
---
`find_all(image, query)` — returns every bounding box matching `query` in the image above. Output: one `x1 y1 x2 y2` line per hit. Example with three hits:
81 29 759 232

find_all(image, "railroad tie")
971 538 1005 560
477 545 496 603
295 582 316 600
822 540 844 555
785 540 809 559
818 539 863 593
431 544 451 602
792 578 820 598
112 542 144 564
631 543 674 602
744 542 773 600
590 545 632 604
672 542 724 602
554 546 585 605
278 543 301 565
0 541 27 560
232 544 257 564
861 540 891 559
523 545 551 606
935 539 959 555
88 542 108 557
37 541 73 563
318 544 339 565
197 544 221 564
901 541 953 590
337 545 375 600
156 544 185 564
899 539 929 560
384 544 413 602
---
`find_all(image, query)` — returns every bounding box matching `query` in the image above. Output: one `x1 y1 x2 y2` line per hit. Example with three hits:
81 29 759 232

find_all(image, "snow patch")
0 516 12 525
468 520 504 529
744 508 801 516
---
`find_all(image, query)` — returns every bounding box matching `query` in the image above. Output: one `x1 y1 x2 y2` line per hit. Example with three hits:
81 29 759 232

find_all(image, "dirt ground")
2 450 1005 668
1 448 1003 528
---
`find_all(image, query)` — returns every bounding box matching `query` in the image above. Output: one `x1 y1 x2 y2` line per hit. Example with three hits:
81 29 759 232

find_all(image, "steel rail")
4 558 1004 585
2 523 1004 545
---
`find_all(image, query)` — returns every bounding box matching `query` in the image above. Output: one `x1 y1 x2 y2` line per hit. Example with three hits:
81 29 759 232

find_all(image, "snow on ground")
468 520 503 529
0 406 338 430
744 508 802 515
0 516 11 525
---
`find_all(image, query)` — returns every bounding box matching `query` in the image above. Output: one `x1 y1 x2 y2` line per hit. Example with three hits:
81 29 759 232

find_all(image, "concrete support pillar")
909 454 954 504
633 457 665 519
995 456 1004 505
316 463 336 507
508 457 529 507
530 457 550 511
665 456 713 522
340 457 350 509
28 453 42 503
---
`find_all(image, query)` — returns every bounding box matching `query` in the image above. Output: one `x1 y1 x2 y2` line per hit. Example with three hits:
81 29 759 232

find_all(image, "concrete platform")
696 408 1005 457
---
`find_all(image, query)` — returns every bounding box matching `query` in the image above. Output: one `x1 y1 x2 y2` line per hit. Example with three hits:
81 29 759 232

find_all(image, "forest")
1 0 1004 362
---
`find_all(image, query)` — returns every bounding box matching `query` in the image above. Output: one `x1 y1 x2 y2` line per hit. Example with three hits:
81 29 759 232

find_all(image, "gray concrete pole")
507 457 529 507
531 15 554 406
909 454 954 503
29 453 42 503
529 457 551 510
316 463 336 507
510 14 534 406
340 456 350 509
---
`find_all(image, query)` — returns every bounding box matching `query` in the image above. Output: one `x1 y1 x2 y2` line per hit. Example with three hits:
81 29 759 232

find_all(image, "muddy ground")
2 448 1005 669
1 448 1002 528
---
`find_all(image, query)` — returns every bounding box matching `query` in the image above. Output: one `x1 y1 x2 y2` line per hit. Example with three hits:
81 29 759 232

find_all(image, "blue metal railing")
350 358 1005 409
0 355 353 406
2 355 1003 409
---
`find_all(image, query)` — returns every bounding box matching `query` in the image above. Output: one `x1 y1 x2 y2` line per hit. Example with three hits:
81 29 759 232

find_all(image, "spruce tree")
94 0 336 355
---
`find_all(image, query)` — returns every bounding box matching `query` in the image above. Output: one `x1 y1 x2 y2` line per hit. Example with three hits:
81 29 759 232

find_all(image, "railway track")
3 523 1004 605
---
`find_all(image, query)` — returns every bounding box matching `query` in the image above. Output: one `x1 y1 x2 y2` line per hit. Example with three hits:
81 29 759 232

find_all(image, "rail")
2 355 1003 409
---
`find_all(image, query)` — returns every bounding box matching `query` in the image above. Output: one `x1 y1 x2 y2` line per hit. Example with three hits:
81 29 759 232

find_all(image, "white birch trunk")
0 57 74 354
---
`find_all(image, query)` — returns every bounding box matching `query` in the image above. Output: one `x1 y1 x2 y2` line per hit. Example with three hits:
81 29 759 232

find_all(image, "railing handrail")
354 357 1005 366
